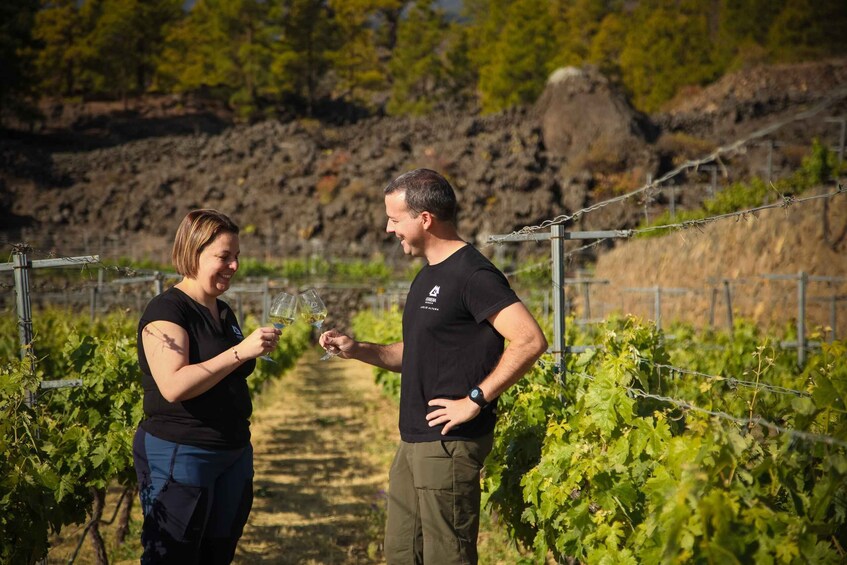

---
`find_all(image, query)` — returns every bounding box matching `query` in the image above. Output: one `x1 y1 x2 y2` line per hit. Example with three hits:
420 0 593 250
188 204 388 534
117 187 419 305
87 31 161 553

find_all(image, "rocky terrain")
2 58 846 274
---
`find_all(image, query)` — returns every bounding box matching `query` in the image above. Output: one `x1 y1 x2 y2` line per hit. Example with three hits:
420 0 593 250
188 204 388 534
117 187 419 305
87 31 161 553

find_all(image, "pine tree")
267 0 336 115
619 0 719 112
386 0 449 115
73 0 181 99
767 0 847 62
156 0 273 118
549 0 611 70
463 0 512 87
0 0 39 115
371 0 405 54
326 0 386 108
443 22 477 106
136 0 183 92
587 12 627 82
477 0 556 112
713 0 783 70
31 0 82 96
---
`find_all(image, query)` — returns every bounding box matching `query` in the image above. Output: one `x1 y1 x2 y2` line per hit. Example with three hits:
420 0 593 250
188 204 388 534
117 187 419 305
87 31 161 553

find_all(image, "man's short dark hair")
384 168 458 225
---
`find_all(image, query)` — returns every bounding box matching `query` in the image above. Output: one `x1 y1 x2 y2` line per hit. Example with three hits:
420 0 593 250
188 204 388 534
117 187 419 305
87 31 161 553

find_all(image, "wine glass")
260 292 297 361
298 288 336 360
269 292 298 330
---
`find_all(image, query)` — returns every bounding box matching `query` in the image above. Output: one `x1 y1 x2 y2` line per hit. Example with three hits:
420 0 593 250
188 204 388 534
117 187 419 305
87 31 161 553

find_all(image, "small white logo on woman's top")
232 326 244 339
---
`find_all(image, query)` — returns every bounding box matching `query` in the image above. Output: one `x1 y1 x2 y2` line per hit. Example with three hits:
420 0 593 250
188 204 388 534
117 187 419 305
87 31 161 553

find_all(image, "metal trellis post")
581 279 592 322
90 285 98 322
825 116 846 163
153 271 164 296
798 271 807 367
723 279 734 336
831 295 837 342
765 139 774 183
488 227 631 382
551 225 566 381
12 251 36 407
262 278 270 322
1 250 99 400
761 272 847 366
621 286 688 331
709 286 718 327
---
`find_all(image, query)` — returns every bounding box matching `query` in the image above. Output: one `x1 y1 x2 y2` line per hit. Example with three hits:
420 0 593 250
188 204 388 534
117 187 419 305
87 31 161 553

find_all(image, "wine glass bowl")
298 288 336 360
269 292 298 329
298 288 328 329
260 292 297 362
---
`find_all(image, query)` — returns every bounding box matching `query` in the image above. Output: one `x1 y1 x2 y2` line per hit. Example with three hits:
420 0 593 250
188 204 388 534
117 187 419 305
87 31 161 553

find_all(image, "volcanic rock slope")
1 59 845 270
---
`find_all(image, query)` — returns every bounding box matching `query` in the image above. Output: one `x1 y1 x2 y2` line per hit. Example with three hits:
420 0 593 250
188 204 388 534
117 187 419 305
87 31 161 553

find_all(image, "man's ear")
420 211 434 229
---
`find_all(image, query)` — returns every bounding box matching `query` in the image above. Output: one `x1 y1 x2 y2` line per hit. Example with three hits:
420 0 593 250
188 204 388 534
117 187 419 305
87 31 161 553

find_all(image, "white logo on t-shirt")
424 285 441 308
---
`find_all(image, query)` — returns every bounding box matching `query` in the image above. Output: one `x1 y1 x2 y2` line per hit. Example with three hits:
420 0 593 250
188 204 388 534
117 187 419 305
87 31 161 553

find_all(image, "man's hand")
319 329 355 359
426 397 481 435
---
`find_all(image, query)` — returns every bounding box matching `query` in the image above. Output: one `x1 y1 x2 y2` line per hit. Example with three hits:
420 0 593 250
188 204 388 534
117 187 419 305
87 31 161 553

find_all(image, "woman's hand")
236 326 281 360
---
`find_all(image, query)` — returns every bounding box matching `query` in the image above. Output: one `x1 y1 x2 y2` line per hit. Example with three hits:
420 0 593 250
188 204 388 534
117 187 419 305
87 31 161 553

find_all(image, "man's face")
385 191 426 257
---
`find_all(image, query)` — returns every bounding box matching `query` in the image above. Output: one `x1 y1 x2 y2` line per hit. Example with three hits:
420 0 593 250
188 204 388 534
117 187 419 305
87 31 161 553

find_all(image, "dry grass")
590 188 847 336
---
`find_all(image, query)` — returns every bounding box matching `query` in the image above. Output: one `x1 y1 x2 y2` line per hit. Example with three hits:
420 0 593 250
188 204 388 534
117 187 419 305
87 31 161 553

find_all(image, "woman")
132 209 280 564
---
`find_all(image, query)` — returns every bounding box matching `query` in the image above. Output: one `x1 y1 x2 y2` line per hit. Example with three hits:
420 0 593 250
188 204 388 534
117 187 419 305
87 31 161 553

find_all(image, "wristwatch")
468 386 487 408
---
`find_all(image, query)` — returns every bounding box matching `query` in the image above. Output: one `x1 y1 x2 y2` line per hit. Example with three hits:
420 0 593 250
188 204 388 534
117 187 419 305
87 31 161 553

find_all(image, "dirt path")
236 350 399 565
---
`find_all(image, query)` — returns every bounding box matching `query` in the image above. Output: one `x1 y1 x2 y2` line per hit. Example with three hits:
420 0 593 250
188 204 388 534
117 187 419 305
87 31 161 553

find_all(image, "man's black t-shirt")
400 245 519 442
137 287 256 450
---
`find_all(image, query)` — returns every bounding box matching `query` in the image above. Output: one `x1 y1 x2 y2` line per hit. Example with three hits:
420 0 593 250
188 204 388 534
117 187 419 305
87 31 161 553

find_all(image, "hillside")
1 58 846 280
589 187 847 337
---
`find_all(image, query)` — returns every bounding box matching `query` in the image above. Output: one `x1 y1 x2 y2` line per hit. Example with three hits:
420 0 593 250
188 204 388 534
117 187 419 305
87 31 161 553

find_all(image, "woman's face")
193 231 239 296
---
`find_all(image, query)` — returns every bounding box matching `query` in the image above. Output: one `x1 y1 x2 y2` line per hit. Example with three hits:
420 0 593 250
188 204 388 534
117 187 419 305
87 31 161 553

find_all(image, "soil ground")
47 349 529 564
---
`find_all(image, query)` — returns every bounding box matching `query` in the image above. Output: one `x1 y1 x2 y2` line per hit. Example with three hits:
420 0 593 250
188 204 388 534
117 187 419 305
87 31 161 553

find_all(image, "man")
320 168 547 564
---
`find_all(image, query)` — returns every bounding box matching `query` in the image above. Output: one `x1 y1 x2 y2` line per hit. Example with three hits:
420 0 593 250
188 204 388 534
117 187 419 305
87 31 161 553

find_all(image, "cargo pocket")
145 478 208 544
413 441 455 491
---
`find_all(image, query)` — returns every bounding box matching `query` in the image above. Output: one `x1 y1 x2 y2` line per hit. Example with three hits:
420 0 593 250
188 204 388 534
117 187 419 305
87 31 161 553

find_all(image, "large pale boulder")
535 66 657 176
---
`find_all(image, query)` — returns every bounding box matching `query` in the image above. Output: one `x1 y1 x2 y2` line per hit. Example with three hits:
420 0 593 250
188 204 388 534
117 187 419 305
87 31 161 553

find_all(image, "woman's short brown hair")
172 209 239 277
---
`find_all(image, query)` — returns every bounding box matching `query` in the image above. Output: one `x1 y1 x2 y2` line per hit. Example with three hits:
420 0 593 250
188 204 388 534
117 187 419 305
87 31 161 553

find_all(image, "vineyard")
2 97 847 563
2 219 847 563
3 291 845 563
353 308 847 563
0 308 310 564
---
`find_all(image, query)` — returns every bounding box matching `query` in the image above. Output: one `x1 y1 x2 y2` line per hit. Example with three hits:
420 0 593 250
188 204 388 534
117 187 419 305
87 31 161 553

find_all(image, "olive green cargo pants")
383 433 494 565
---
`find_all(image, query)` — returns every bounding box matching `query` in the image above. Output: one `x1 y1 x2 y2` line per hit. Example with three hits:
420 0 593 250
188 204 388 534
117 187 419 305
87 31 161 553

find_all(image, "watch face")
471 389 480 399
